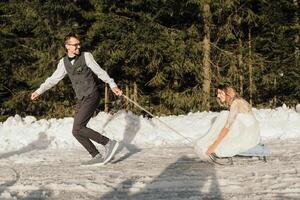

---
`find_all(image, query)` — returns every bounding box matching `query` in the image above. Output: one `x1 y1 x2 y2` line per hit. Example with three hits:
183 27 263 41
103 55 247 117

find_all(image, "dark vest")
63 53 97 100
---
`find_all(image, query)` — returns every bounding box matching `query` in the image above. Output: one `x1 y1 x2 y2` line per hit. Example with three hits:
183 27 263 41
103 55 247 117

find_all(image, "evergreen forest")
0 0 299 121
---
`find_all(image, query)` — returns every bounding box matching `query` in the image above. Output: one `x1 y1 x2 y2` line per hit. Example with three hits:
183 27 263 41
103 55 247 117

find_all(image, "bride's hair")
216 83 240 106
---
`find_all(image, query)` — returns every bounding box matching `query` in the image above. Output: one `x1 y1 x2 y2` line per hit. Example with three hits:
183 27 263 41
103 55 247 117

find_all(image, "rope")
122 94 194 145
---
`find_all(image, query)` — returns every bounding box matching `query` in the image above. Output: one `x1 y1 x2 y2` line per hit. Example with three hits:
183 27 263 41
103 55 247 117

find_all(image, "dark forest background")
0 0 299 121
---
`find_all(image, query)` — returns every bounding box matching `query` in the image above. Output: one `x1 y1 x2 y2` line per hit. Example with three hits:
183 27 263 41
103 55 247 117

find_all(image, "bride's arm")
206 127 229 156
206 100 240 156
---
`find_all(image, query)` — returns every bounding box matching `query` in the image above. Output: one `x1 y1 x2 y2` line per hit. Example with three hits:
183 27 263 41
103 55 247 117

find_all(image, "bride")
195 84 261 159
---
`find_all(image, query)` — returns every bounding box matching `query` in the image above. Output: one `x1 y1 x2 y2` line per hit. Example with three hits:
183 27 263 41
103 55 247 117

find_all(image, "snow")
0 104 300 199
0 104 299 152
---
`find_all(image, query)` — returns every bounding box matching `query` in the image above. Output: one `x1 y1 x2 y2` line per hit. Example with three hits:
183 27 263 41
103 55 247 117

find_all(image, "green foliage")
0 0 299 121
0 0 91 119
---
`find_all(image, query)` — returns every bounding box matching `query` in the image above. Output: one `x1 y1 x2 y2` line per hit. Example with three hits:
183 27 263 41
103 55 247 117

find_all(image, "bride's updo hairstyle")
216 83 240 106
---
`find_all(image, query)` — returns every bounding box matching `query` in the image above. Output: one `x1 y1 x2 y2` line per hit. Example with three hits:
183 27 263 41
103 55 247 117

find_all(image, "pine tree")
1 0 299 121
255 0 300 106
0 0 93 120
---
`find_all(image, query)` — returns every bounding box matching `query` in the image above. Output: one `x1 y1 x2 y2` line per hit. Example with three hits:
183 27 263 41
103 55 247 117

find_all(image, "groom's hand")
112 87 123 96
31 91 39 101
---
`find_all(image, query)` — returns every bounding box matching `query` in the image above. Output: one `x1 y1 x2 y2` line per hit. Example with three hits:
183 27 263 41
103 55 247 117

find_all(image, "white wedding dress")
194 98 261 158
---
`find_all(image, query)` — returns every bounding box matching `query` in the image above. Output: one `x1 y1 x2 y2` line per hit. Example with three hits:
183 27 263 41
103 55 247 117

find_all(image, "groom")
31 33 122 165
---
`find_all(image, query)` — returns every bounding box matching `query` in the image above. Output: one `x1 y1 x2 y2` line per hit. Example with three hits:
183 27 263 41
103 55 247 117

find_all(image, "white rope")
122 94 194 145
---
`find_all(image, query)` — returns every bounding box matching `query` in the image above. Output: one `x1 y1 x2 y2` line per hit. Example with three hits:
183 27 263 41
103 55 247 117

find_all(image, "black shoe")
81 153 104 165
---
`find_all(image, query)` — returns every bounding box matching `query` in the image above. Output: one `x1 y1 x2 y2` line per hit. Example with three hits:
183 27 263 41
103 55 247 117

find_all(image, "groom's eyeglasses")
68 43 80 47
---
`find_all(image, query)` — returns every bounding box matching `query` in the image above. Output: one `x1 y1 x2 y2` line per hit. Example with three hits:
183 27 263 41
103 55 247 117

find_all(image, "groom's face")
65 37 81 56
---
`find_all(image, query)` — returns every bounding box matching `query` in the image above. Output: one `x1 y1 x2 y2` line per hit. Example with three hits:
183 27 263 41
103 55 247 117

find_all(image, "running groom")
31 33 122 165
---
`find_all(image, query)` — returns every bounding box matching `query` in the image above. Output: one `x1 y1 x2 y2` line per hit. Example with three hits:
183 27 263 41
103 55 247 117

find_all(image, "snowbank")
0 105 299 152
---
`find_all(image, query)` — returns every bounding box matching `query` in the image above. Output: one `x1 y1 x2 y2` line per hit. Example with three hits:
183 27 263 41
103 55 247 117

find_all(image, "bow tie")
68 56 76 62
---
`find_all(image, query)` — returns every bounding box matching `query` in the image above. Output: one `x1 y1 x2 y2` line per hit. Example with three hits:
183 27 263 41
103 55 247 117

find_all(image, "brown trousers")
72 90 109 157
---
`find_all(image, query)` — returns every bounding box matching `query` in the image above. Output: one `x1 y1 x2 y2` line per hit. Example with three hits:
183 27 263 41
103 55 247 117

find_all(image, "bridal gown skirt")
194 111 261 158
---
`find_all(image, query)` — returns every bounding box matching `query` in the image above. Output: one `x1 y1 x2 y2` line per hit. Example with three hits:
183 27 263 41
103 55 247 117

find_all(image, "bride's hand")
206 144 216 156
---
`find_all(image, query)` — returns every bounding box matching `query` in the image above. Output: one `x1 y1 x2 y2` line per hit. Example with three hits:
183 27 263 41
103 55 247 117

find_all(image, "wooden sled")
208 144 271 166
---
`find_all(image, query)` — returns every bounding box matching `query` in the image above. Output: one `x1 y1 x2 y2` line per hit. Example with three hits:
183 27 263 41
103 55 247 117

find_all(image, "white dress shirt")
36 52 117 95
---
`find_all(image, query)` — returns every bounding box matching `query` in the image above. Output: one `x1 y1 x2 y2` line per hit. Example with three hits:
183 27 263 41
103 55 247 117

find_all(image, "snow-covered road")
0 139 299 200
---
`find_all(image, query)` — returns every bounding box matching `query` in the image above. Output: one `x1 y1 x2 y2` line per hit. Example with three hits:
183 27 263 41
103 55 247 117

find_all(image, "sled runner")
208 144 271 165
235 143 270 161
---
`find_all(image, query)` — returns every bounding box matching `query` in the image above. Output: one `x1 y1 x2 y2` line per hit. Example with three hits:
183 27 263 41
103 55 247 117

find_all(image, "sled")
208 144 271 166
235 143 271 162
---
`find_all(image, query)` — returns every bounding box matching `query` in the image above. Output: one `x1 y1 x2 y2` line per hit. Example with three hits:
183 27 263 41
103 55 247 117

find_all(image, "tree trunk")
239 75 244 96
131 81 138 112
248 28 253 105
126 84 130 110
201 0 212 111
133 81 138 104
294 0 299 67
273 76 277 108
238 39 244 96
104 83 109 112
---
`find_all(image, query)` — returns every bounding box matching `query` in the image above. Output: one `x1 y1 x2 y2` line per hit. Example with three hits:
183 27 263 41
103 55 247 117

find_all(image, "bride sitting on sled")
195 83 261 159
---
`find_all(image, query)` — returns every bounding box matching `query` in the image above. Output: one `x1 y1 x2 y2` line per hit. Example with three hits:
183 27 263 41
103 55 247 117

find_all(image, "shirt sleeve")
224 100 240 129
35 59 67 95
84 52 117 89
